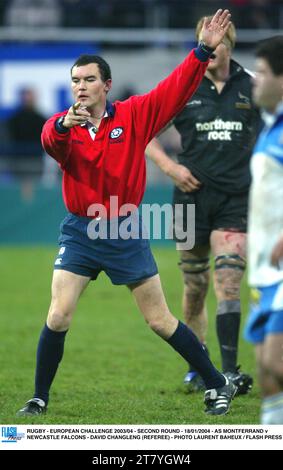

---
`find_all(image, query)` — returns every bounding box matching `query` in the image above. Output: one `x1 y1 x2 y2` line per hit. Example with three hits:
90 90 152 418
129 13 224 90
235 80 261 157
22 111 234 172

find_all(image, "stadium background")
0 0 282 424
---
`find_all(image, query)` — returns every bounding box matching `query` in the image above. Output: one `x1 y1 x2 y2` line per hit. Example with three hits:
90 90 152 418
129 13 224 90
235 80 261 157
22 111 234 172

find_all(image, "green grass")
0 246 259 424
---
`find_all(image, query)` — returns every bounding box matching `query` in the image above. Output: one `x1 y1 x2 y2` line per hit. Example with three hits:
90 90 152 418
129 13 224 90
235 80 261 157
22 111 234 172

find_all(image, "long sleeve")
41 112 72 167
130 47 209 145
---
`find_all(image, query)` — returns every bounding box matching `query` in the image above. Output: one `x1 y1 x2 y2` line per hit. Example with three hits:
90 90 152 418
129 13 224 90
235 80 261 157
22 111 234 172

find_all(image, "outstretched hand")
200 9 231 50
63 101 91 129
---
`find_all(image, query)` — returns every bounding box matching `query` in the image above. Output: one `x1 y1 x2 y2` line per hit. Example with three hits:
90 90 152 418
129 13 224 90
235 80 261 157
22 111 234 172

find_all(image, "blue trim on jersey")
245 307 283 343
106 100 115 117
194 45 213 63
254 108 283 165
245 283 283 343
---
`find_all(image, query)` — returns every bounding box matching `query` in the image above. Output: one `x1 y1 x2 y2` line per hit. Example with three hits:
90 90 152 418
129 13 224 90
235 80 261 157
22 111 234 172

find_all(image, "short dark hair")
71 54 112 82
256 36 283 76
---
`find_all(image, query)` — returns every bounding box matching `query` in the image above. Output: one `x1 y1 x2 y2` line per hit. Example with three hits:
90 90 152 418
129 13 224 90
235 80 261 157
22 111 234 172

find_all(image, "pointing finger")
72 102 81 115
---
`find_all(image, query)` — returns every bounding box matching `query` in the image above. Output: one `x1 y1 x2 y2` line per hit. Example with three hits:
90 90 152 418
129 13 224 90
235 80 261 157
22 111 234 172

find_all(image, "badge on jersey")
109 127 124 139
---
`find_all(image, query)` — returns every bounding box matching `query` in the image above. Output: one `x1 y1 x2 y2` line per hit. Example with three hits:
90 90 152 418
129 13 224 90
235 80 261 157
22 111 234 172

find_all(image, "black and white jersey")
173 60 261 194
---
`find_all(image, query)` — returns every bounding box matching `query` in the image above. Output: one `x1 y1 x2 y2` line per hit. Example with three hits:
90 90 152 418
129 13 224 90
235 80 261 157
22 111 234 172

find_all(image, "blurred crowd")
0 0 282 30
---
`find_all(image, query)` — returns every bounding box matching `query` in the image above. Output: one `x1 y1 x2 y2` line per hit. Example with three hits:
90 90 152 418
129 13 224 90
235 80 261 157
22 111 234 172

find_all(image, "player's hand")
271 236 283 268
201 9 231 50
63 102 91 128
168 163 201 192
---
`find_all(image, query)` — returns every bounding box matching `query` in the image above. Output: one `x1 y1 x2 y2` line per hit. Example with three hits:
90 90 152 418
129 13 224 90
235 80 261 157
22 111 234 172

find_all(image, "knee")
147 318 165 336
47 300 74 331
214 254 246 300
183 271 210 295
146 313 178 339
182 272 209 318
179 256 210 295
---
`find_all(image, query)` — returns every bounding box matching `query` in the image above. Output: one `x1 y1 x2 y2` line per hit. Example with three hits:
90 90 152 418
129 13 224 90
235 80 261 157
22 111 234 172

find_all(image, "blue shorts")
54 212 158 285
244 282 283 344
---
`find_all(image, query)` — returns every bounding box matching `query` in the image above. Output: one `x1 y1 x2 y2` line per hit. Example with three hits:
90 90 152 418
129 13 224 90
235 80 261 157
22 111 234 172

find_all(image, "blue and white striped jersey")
248 102 283 286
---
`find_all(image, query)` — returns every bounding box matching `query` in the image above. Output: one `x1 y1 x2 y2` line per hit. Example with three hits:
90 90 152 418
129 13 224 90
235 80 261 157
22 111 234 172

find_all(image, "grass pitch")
0 246 259 424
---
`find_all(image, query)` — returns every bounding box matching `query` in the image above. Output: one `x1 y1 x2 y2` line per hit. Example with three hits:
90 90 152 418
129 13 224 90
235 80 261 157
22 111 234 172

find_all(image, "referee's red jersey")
41 48 209 217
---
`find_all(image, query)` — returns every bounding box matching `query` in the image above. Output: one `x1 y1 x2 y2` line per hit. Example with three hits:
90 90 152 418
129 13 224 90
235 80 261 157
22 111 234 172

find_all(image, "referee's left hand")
201 9 231 50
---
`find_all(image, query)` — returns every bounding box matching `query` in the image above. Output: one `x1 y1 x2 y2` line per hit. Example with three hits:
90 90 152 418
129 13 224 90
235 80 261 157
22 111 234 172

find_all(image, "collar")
84 110 108 130
204 59 243 87
106 100 115 117
229 59 244 77
261 101 283 128
81 100 115 128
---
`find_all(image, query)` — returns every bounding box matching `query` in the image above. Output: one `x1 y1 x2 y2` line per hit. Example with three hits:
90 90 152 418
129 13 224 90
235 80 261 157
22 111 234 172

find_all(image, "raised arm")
200 9 231 49
131 9 231 144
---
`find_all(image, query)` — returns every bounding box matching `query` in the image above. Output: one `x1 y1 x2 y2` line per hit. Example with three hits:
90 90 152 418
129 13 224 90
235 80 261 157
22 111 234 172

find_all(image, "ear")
104 79 112 93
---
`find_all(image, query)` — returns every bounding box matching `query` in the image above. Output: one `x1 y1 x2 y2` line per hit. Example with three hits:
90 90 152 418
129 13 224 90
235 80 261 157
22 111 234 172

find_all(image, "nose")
78 80 87 90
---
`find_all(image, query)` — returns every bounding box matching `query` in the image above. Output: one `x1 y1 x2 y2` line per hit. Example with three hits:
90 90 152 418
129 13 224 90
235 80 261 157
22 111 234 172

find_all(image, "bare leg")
129 274 178 338
17 269 91 414
179 246 210 343
211 229 246 374
47 269 90 331
128 274 225 391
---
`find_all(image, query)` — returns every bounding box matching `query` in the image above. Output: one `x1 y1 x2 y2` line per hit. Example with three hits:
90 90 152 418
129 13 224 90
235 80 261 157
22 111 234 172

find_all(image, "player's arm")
60 102 90 129
132 9 231 143
271 235 283 268
146 137 201 192
41 102 90 166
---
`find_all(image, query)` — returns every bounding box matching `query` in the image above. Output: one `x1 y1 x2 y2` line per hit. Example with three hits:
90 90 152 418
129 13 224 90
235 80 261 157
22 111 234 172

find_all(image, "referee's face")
71 63 112 109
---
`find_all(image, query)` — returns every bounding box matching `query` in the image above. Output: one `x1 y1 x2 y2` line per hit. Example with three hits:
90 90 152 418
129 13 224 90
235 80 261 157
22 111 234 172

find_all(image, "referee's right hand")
63 102 91 128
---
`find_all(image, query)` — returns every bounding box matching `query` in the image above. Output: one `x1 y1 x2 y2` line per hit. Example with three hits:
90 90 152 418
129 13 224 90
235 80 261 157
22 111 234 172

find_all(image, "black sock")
189 344 209 373
34 324 68 404
216 300 241 373
167 321 225 389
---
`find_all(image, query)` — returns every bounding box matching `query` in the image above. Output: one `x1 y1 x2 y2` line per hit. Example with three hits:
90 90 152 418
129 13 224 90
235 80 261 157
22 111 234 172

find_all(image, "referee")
17 10 237 418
